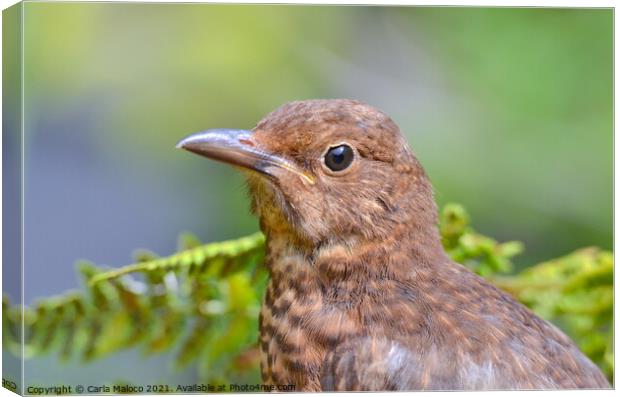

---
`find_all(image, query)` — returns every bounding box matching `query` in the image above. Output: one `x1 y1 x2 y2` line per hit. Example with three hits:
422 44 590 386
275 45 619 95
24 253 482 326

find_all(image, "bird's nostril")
239 138 255 147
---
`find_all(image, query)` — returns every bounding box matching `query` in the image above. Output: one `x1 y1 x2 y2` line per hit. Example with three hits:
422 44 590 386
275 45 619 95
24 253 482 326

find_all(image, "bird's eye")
324 144 354 172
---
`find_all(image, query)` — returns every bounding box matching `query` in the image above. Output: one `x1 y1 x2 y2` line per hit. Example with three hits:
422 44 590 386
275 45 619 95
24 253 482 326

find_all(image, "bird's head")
178 99 440 252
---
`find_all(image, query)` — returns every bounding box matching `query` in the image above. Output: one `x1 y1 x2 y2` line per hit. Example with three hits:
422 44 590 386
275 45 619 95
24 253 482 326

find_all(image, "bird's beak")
177 129 315 185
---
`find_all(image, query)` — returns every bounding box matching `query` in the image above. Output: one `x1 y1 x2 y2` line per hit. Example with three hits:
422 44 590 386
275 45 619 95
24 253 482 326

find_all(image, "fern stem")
89 232 265 286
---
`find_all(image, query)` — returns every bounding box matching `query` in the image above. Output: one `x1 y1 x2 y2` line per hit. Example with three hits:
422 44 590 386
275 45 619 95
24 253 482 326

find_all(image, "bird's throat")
265 221 447 294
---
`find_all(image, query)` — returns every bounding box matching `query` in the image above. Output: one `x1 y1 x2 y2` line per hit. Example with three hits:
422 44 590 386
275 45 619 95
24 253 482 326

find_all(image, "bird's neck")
264 220 448 290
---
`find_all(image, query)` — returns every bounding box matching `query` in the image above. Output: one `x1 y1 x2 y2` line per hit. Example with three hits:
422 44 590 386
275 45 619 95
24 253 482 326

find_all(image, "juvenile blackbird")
177 99 610 391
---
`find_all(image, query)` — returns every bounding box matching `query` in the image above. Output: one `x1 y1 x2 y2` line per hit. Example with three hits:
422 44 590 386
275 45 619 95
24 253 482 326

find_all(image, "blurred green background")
7 2 612 388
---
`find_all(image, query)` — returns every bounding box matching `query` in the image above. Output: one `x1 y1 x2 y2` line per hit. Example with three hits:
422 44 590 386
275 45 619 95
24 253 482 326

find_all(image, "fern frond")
89 232 265 285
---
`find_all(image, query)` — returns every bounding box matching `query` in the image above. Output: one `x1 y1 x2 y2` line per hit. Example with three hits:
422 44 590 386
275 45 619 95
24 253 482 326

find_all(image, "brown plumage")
178 99 610 391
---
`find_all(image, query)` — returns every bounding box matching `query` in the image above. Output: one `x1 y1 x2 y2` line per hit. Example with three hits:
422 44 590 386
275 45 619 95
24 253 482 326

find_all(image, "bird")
177 99 610 391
